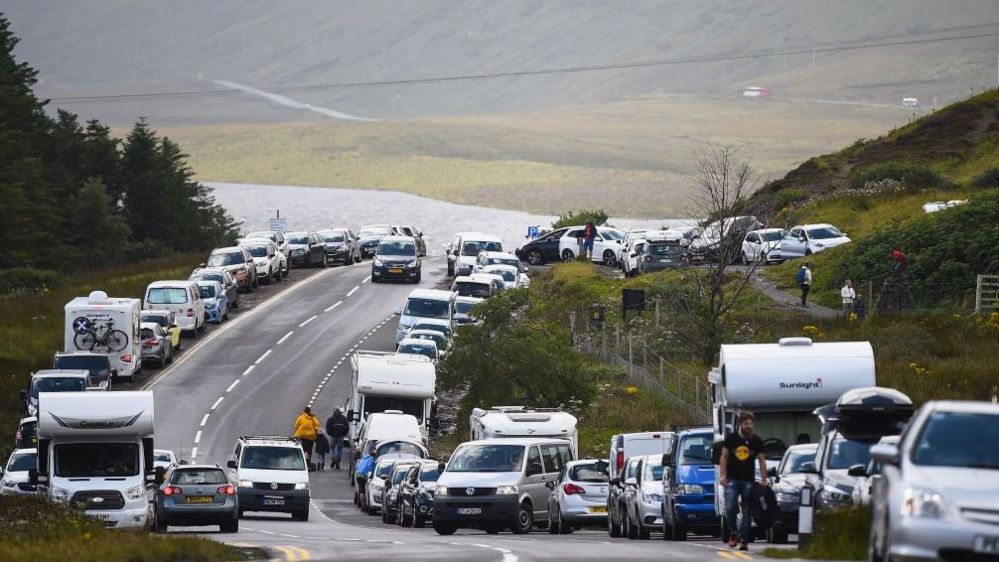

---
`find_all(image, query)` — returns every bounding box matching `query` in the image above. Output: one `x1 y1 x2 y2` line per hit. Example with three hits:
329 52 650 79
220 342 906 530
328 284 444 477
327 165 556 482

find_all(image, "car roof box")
814 386 914 438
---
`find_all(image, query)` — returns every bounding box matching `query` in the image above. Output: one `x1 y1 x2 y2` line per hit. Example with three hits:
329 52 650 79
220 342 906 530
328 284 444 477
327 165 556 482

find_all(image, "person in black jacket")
314 430 331 471
326 409 350 470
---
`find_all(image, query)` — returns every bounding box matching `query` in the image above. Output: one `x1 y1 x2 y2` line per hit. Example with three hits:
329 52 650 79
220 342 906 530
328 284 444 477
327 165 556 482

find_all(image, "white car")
450 233 504 277
482 264 521 289
557 226 625 265
452 296 483 327
780 223 851 258
1 448 38 496
406 329 450 358
452 276 493 299
742 228 785 264
617 229 649 268
475 252 531 287
621 238 647 277
153 449 179 472
239 239 283 284
241 231 291 276
397 338 439 362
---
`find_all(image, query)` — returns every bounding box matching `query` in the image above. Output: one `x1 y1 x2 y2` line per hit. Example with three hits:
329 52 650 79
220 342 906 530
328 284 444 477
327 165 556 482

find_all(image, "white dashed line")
241 365 254 376
190 446 198 459
299 315 317 327
211 397 224 410
347 285 360 297
194 431 202 444
324 300 343 312
254 349 272 364
199 414 209 427
277 331 294 345
226 379 240 393
362 276 372 283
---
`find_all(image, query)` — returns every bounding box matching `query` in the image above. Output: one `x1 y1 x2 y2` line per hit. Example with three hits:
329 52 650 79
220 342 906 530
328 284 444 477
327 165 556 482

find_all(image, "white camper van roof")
716 338 875 409
353 351 436 399
471 407 578 438
37 391 154 439
65 291 141 309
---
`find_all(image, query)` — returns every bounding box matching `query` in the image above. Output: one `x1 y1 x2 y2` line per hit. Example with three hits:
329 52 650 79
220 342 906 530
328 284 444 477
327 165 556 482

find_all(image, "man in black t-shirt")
720 410 768 551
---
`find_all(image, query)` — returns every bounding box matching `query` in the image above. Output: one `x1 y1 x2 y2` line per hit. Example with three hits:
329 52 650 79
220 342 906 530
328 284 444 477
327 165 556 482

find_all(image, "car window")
762 230 783 242
541 444 568 473
746 233 759 243
644 461 664 480
207 252 243 267
31 377 87 397
806 226 844 239
912 411 999 468
527 446 543 473
781 448 817 474
566 229 583 238
678 435 713 465
448 444 525 472
198 285 216 298
240 446 306 470
568 462 609 482
625 459 640 479
403 297 450 319
7 451 37 472
826 436 875 470
147 287 188 304
171 468 227 485
377 240 416 256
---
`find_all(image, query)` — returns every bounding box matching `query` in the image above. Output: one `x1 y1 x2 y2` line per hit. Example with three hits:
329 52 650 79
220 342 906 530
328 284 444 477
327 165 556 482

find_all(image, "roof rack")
241 435 300 443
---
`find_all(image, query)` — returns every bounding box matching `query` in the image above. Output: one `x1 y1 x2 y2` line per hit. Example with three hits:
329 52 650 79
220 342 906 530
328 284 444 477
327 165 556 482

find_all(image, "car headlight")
2 480 16 488
374 259 384 267
51 487 70 502
643 492 663 503
294 482 308 491
406 260 418 268
237 480 254 488
125 485 145 500
823 485 853 504
813 242 825 248
901 486 949 519
293 248 305 255
496 485 518 495
776 491 800 503
677 484 703 494
371 479 385 490
436 485 449 496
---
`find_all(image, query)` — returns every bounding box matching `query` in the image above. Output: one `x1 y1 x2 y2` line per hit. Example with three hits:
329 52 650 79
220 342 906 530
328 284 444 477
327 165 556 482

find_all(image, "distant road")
213 79 380 122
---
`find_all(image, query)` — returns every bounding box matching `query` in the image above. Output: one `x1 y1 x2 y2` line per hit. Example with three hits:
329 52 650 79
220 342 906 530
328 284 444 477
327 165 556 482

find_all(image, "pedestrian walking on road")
326 409 350 470
583 221 597 261
293 406 320 465
796 262 812 307
841 279 856 318
314 430 330 471
719 411 768 552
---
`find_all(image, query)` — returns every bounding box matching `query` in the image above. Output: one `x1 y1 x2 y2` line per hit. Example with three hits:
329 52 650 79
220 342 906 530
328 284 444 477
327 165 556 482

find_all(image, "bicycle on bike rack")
74 318 129 352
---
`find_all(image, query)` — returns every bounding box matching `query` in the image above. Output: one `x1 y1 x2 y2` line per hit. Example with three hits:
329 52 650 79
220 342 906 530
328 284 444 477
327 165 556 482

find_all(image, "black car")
356 224 395 259
285 231 328 268
767 443 817 544
397 461 441 528
319 228 360 265
395 225 427 257
52 352 112 388
371 236 421 283
381 460 421 524
152 464 239 533
515 228 568 265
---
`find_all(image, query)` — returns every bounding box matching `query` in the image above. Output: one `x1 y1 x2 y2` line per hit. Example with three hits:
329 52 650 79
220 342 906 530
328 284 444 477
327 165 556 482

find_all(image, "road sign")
527 225 539 239
269 217 287 232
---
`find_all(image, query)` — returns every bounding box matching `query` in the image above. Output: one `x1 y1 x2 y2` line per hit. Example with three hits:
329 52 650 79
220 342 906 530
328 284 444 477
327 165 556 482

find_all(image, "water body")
209 182 695 256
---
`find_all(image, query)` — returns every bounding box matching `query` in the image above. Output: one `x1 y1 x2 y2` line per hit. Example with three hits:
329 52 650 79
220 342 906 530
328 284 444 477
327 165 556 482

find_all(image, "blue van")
661 427 718 540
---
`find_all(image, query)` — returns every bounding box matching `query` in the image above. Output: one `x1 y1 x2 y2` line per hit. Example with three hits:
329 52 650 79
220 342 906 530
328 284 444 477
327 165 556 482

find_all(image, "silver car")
869 401 999 562
1 448 38 496
546 459 610 533
622 455 664 540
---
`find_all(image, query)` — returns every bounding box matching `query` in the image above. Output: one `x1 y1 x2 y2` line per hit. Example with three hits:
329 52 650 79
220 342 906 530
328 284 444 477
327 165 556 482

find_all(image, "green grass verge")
764 506 870 560
0 495 253 562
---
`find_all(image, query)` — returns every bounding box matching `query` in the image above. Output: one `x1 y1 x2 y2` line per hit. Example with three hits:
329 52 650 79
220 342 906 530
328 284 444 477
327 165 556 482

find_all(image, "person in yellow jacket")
293 406 320 464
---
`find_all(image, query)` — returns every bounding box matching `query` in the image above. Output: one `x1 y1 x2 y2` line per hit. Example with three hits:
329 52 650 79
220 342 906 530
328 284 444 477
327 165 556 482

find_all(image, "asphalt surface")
145 257 801 561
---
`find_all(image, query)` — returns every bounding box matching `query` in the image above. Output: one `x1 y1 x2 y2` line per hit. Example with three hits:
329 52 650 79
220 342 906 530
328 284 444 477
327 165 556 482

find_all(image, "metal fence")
976 275 999 314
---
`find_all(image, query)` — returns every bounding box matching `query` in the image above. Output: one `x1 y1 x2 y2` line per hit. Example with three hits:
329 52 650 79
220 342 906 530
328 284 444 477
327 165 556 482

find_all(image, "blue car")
661 427 719 540
197 280 229 324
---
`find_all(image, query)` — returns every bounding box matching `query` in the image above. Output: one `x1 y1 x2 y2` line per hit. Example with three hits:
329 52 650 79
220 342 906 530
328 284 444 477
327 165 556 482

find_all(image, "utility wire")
49 28 999 102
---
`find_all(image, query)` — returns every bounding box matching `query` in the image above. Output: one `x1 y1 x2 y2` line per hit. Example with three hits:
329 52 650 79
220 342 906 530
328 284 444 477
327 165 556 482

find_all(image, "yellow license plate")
589 506 607 513
388 268 403 273
185 496 214 504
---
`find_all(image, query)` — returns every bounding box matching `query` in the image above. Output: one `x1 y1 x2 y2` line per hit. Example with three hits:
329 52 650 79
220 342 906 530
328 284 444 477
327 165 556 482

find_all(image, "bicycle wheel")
106 329 129 352
74 332 97 350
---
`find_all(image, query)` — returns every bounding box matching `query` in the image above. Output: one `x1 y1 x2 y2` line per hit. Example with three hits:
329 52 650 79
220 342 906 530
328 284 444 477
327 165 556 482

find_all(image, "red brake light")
644 255 653 262
143 338 158 345
163 486 183 496
616 451 624 473
563 483 585 495
217 485 235 496
121 354 132 363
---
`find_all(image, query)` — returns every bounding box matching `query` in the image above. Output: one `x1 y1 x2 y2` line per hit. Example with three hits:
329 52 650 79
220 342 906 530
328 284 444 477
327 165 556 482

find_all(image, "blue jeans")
331 438 344 465
725 480 753 543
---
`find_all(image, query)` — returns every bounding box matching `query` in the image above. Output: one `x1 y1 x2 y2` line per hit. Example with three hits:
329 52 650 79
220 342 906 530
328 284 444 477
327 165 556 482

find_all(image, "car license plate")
388 268 403 273
457 507 482 515
975 535 999 554
185 496 214 504
589 506 607 513
263 498 285 506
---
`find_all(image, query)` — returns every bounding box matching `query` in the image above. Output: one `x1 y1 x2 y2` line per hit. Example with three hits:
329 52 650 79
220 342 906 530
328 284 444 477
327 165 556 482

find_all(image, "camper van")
33 391 155 529
708 337 876 535
64 291 142 383
347 351 436 441
143 280 206 335
469 406 578 457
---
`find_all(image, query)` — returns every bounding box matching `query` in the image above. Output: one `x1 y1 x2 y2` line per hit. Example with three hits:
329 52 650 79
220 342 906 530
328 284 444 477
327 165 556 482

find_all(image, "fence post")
628 335 633 377
976 274 984 314
678 372 683 402
601 324 606 360
867 280 874 319
616 325 620 359
655 300 660 326
659 356 664 389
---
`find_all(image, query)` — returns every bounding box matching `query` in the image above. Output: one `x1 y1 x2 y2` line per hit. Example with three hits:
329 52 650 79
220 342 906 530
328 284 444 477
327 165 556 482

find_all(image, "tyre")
434 522 457 535
528 250 543 266
292 508 310 521
485 526 499 534
321 255 328 268
608 510 621 537
548 510 560 534
220 517 238 533
637 512 650 540
414 271 422 284
511 502 533 534
626 511 638 539
767 526 788 544
603 250 617 267
742 251 749 264
561 249 575 262
382 507 390 524
400 505 412 528
152 510 167 533
264 270 272 285
414 512 425 528
672 512 688 541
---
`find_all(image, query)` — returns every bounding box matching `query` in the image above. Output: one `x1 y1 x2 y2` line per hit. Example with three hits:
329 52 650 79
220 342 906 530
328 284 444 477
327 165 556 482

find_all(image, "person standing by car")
840 279 856 318
293 406 320 466
325 409 350 470
354 443 379 509
720 411 768 551
583 221 597 261
796 262 812 307
314 430 330 471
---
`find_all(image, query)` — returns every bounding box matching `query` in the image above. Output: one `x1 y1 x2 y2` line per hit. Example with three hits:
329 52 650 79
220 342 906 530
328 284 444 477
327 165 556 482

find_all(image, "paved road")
149 257 797 561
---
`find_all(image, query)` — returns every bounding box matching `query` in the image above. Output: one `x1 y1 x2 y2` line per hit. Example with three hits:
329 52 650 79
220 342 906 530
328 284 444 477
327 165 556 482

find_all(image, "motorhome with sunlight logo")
470 406 579 457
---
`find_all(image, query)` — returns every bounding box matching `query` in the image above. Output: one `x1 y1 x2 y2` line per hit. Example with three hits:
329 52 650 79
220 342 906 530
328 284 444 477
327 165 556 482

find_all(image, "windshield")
569 462 609 483
54 355 109 374
647 243 682 258
286 234 310 245
8 451 36 472
360 226 392 237
601 229 623 240
140 314 169 328
363 396 425 421
448 444 524 473
198 285 216 298
782 448 817 474
398 343 436 360
376 442 426 458
377 241 416 256
488 269 517 282
140 327 156 340
241 446 306 470
419 466 440 482
462 240 503 256
412 332 447 349
245 232 278 243
376 462 395 478
807 226 844 239
913 411 999 469
31 377 86 398
154 452 173 462
455 281 491 298
393 466 415 484
827 436 875 470
403 297 450 319
192 273 224 286
171 468 227 485
678 435 714 465
55 443 138 477
761 230 783 242
207 252 244 267
454 301 477 314
322 232 345 243
147 287 189 305
644 463 665 480
246 245 268 257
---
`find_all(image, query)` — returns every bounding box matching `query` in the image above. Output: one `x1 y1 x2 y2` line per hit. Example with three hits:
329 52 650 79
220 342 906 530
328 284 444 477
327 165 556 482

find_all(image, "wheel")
672 512 688 541
292 508 310 521
238 509 244 519
382 506 390 524
485 526 500 534
608 509 621 537
548 510 560 534
511 502 533 534
400 504 412 528
720 516 729 543
152 509 167 533
220 517 238 533
528 250 543 266
321 255 328 268
767 525 788 544
413 512 425 528
561 249 575 262
264 270 272 285
805 249 813 256
602 250 617 267
434 522 457 535
637 510 650 540
742 251 749 264
868 512 887 562
447 262 454 276
414 272 422 284
626 510 638 539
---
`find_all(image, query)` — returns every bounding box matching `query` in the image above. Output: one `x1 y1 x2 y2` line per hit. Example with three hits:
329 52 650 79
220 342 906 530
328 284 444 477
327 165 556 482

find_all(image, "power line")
49 28 999 103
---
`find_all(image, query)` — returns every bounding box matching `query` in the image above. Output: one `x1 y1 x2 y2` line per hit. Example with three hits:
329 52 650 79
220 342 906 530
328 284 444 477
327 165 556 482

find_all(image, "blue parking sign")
527 226 539 239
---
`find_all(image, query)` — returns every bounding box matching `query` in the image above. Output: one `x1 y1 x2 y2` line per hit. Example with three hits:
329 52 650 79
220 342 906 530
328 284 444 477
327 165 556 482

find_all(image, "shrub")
0 267 64 294
851 162 945 191
972 167 999 188
771 188 810 209
552 209 608 230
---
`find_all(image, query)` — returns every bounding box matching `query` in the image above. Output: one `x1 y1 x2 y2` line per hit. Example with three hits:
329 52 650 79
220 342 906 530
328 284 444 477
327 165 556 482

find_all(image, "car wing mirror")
609 477 620 486
847 464 868 477
226 460 237 469
393 308 403 316
870 443 900 466
438 461 446 473
661 453 673 467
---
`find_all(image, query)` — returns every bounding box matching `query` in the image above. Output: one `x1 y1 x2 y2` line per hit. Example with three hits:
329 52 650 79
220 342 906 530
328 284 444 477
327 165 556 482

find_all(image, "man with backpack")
325 409 350 470
796 262 812 307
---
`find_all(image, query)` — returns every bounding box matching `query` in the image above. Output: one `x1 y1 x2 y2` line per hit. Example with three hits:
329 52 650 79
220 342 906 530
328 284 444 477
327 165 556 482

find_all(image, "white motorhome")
64 291 142 383
33 391 155 529
469 406 579 456
347 351 436 441
708 337 876 531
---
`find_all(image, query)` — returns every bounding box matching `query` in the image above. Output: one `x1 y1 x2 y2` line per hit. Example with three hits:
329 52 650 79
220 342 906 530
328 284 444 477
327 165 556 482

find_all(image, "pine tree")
71 178 131 267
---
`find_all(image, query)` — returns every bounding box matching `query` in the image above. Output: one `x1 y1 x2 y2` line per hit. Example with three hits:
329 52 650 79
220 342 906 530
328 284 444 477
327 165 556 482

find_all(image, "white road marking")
277 331 294 345
362 276 372 283
194 431 202 444
213 79 380 122
226 379 240 392
190 446 198 459
324 300 343 312
347 285 360 297
254 349 272 364
299 315 317 327
211 396 224 410
241 365 255 376
200 414 209 427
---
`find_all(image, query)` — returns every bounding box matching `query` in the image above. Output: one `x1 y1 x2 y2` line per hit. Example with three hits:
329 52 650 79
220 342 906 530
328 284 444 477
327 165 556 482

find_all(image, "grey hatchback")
152 465 238 533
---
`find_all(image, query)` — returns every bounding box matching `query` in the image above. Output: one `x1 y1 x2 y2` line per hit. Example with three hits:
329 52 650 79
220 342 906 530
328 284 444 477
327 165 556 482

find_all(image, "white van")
227 435 311 521
64 291 142 382
451 233 504 278
395 289 455 343
143 280 206 335
356 411 424 453
470 406 579 456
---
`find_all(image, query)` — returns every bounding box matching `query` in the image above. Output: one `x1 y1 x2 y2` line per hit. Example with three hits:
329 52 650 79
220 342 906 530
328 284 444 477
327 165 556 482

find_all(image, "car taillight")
163 486 183 496
563 483 585 495
217 485 236 496
186 309 194 317
616 451 624 473
143 338 157 346
121 354 133 363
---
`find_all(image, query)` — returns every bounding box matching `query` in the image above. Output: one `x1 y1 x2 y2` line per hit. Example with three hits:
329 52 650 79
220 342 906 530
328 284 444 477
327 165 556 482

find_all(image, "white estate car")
1 448 38 496
558 226 624 265
239 239 283 284
742 228 786 264
780 223 851 258
622 238 647 277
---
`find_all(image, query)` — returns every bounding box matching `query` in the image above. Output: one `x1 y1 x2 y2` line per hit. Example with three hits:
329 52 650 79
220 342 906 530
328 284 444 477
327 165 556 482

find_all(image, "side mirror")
847 464 868 477
154 466 166 485
393 308 403 316
870 443 900 466
799 461 818 474
767 466 778 478
269 253 276 258
625 477 637 487
609 477 621 486
438 461 446 473
179 460 189 466
661 453 673 467
545 481 554 490
226 460 237 469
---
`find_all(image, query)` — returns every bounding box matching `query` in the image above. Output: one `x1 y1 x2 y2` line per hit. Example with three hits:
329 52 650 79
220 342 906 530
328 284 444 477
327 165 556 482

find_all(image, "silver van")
432 438 573 535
